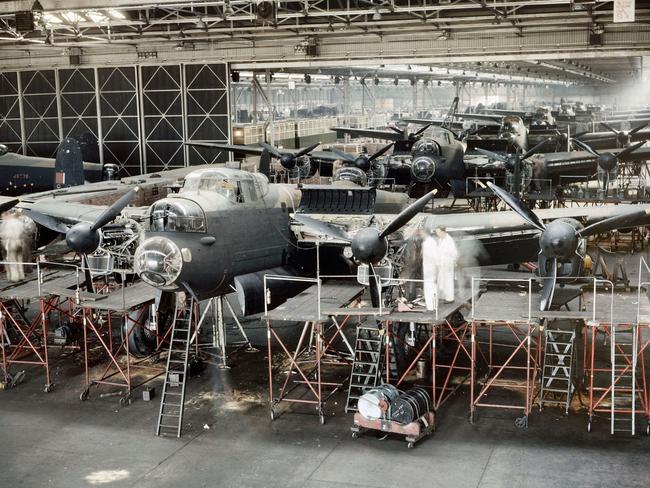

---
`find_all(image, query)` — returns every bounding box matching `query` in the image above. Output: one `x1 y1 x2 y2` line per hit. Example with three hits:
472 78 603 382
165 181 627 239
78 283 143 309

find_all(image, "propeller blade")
476 148 509 164
0 198 18 214
329 147 356 163
388 126 404 135
368 143 395 162
571 131 589 140
260 142 281 158
25 210 71 234
368 262 380 308
486 182 546 232
539 257 557 311
578 207 650 237
616 140 646 161
522 138 552 160
600 122 620 136
294 142 320 159
293 213 351 242
90 187 138 232
629 122 649 136
82 254 94 294
571 138 600 157
379 190 437 239
259 148 271 177
413 123 433 137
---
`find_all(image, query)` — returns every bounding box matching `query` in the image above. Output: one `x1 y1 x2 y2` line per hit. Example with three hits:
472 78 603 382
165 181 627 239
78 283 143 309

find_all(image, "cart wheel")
407 442 414 449
80 388 90 401
645 422 649 436
351 431 358 439
319 413 325 425
514 416 528 429
120 395 132 406
587 419 592 433
270 408 276 421
43 383 54 393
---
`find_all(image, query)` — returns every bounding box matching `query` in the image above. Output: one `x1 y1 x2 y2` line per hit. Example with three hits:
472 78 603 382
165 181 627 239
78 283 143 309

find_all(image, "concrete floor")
1 342 648 488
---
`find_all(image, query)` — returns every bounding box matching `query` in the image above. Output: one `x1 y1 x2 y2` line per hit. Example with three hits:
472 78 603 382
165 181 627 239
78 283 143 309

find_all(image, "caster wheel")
514 416 528 429
80 389 89 401
351 432 358 439
43 383 54 393
319 413 325 425
587 419 592 433
407 442 414 449
120 395 132 406
645 423 649 436
270 409 276 421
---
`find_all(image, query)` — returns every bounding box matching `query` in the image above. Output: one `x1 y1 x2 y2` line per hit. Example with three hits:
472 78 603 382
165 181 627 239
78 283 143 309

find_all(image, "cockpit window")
149 199 206 233
182 170 269 203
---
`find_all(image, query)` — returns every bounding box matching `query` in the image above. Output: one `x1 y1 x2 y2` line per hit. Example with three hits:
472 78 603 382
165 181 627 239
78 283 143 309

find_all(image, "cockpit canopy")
149 198 206 233
182 169 269 203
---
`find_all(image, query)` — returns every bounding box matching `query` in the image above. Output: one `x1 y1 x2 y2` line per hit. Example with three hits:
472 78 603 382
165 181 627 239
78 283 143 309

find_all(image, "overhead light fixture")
224 1 234 17
196 17 207 30
175 42 184 50
372 9 381 21
394 77 399 85
374 76 379 85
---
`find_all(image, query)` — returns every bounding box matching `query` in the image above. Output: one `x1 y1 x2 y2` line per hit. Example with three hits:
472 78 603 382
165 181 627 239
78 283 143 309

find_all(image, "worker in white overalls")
0 211 27 282
435 226 459 303
421 229 439 311
17 209 36 271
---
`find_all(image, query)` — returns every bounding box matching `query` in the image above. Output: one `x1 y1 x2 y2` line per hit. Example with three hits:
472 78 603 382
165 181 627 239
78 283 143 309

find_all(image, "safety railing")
0 259 132 310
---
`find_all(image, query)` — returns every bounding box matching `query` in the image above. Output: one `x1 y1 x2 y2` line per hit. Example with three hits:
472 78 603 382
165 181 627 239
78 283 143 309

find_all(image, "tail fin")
54 138 85 188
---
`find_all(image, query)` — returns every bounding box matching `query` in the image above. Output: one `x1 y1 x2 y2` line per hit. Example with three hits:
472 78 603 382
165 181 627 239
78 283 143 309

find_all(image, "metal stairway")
155 297 195 437
539 328 576 414
610 327 637 435
345 325 383 413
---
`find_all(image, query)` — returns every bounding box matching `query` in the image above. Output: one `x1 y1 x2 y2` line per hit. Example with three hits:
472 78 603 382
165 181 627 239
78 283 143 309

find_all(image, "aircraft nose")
134 236 183 288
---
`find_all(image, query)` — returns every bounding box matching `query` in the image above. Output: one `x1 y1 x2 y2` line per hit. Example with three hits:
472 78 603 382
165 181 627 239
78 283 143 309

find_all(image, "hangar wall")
0 62 230 175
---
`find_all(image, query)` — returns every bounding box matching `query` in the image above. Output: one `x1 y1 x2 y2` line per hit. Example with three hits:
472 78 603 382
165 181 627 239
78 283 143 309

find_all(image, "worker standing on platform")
421 229 439 311
0 211 27 282
435 226 458 304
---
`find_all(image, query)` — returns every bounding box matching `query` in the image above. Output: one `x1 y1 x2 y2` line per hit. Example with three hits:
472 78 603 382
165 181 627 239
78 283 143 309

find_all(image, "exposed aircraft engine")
134 236 183 289
410 156 436 183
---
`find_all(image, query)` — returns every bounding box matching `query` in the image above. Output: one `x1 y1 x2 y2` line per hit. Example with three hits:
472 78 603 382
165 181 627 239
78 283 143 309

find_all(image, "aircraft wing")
291 203 650 267
329 126 404 141
185 141 265 156
479 109 530 119
400 118 465 130
453 113 502 124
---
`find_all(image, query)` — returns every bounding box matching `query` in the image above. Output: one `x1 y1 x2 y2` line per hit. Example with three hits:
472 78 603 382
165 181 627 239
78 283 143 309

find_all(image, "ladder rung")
546 341 573 346
545 353 571 357
158 424 181 429
542 387 570 393
164 392 182 396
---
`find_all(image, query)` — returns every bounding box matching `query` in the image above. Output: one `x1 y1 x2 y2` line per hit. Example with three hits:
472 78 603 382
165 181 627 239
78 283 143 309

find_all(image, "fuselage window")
149 199 206 233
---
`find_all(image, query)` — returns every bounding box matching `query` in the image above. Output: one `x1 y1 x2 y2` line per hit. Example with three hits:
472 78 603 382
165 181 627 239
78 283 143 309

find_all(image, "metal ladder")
539 327 576 414
155 297 195 437
610 326 637 435
345 326 383 413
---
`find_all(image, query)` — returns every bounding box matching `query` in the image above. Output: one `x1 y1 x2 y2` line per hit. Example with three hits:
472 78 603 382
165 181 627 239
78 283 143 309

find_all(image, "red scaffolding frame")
584 321 649 434
469 319 542 428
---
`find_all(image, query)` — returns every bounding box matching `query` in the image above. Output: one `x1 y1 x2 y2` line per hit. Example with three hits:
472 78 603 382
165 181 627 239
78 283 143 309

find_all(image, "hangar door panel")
21 70 60 157
59 68 99 163
0 72 22 153
185 63 229 165
98 67 142 175
141 65 184 173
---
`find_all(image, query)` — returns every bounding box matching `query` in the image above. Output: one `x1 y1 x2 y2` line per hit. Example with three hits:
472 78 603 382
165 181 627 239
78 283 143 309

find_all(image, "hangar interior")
0 2 650 488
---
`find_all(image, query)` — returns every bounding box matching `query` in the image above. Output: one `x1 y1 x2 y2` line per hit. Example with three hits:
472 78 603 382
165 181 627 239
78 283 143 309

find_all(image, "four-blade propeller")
260 141 320 170
600 122 649 147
